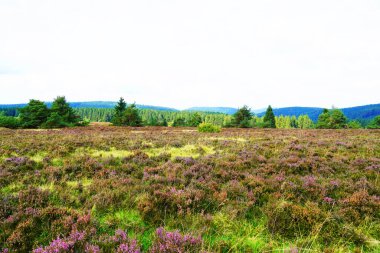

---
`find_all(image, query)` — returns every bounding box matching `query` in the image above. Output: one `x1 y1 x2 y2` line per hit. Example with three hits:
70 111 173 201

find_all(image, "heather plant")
0 126 379 252
265 200 325 238
150 227 202 253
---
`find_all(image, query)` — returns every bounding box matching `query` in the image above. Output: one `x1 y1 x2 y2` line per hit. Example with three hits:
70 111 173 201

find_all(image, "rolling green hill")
1 101 379 123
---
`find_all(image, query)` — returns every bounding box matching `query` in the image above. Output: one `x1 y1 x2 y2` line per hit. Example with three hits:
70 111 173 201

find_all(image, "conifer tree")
189 113 202 127
367 115 380 129
317 109 347 129
263 105 276 128
122 103 142 126
19 99 50 128
233 105 252 128
112 97 127 126
46 96 80 127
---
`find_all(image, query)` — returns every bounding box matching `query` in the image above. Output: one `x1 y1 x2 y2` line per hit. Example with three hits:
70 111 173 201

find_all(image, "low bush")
265 200 324 239
0 115 21 129
197 123 221 133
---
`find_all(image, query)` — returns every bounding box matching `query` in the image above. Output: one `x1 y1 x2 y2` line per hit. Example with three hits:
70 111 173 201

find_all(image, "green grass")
83 144 215 160
30 152 48 162
1 182 24 195
66 178 92 188
90 147 133 158
145 144 215 158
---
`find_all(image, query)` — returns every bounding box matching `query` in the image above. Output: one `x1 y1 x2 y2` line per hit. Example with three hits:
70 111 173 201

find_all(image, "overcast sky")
0 0 379 109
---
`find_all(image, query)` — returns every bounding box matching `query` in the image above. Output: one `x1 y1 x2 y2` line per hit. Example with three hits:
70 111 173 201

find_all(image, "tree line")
0 97 87 129
1 97 379 129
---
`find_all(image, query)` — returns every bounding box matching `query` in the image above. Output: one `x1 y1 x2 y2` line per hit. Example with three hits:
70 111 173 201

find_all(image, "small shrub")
265 200 324 238
0 116 21 129
197 123 221 133
150 227 202 253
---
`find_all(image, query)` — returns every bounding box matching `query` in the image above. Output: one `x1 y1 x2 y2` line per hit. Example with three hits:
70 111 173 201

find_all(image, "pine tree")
233 105 253 128
329 109 348 129
47 96 80 127
121 103 142 126
317 109 347 129
316 109 330 129
263 105 276 128
112 97 127 126
172 117 186 127
189 113 202 127
367 116 380 129
19 99 50 128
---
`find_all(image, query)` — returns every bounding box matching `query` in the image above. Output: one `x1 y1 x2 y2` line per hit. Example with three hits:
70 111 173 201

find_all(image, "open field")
0 126 379 252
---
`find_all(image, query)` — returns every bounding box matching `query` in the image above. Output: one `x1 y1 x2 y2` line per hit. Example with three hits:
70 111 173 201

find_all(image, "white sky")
0 0 379 109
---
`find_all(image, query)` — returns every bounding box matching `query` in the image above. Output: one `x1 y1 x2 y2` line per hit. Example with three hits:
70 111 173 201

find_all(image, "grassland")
0 125 379 252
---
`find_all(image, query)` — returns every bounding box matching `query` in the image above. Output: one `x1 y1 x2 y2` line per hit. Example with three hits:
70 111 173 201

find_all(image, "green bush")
197 122 221 133
0 115 21 129
367 115 380 129
348 120 362 129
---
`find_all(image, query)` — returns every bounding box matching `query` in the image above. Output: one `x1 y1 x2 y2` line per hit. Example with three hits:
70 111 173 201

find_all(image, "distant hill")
185 107 238 114
257 107 323 121
341 104 380 121
257 104 380 122
186 106 267 115
0 101 178 112
1 101 379 123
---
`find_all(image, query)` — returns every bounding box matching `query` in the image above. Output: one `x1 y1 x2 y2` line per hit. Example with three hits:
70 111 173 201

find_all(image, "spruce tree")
121 103 142 126
367 116 380 129
112 97 127 126
263 105 276 128
317 109 347 129
233 105 252 128
172 117 186 127
189 113 202 127
47 96 80 127
19 99 50 128
316 109 330 129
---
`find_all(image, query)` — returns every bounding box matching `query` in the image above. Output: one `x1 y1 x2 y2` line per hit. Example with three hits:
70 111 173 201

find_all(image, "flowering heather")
150 227 202 253
117 241 140 253
323 197 334 204
0 126 379 252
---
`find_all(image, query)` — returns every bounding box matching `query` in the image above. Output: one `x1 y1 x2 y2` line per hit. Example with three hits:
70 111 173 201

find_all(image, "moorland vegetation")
0 126 379 252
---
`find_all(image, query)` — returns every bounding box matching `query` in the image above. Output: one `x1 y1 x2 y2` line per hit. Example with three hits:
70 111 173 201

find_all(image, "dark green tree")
347 120 362 129
43 112 66 128
330 109 348 129
47 96 80 127
233 105 252 128
263 105 276 128
120 103 142 126
188 113 202 127
19 99 50 128
157 115 168 126
367 116 380 129
172 117 186 127
316 109 330 129
317 109 347 129
111 97 127 126
0 113 21 129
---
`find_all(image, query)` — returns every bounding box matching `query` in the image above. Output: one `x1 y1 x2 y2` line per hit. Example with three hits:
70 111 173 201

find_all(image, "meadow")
0 125 379 252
